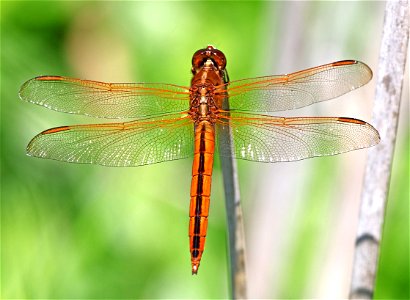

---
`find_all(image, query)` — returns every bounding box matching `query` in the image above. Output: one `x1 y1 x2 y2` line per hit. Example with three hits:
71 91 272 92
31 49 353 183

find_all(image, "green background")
2 1 408 299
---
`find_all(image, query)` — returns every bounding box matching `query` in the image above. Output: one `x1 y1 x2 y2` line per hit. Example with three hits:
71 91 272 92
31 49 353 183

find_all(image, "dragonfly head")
192 45 227 72
191 45 229 83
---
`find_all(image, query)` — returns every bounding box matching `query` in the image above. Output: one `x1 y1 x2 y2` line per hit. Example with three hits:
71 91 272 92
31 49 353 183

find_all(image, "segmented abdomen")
189 120 215 274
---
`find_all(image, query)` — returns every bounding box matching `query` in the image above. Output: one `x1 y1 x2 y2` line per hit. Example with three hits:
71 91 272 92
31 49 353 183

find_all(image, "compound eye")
211 49 227 69
192 49 208 69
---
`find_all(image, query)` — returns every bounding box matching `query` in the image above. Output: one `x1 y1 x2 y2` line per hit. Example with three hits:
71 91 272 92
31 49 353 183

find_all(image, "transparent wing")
19 76 190 118
225 60 372 112
27 114 194 167
217 112 380 162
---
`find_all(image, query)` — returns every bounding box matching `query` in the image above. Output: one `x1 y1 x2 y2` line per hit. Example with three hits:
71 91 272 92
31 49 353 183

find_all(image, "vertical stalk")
349 1 409 298
218 91 247 299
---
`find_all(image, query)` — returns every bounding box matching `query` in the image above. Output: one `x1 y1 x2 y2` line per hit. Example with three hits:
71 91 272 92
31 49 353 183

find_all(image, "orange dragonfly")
19 45 380 274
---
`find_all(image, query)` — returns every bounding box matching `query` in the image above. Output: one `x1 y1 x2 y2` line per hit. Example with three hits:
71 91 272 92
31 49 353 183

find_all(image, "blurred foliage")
1 1 408 299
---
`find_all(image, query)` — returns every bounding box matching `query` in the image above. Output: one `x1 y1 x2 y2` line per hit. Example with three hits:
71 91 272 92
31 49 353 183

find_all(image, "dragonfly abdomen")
189 121 215 274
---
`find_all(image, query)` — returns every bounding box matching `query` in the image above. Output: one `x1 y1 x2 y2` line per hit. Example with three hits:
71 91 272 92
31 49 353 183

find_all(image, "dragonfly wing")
19 76 190 118
27 114 194 166
217 112 380 162
226 60 372 112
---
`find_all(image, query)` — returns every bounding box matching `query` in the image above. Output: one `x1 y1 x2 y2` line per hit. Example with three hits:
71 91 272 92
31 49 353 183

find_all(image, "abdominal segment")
189 121 215 274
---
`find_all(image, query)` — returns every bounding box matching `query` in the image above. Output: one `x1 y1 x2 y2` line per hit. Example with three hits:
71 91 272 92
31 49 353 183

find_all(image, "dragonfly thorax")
189 84 218 122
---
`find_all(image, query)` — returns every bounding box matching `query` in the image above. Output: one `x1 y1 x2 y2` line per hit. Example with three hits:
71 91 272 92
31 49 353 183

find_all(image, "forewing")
217 112 380 162
226 60 372 112
19 76 190 118
27 114 194 167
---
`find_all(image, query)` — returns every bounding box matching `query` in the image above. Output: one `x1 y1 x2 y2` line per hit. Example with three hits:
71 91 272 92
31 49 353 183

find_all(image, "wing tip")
19 76 66 102
26 126 71 157
332 60 373 82
337 117 381 145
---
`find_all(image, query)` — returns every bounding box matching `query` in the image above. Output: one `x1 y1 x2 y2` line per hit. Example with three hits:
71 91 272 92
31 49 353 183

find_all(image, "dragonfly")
19 45 380 275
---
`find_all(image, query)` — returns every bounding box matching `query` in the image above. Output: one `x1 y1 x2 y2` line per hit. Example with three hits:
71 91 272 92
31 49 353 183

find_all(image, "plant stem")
218 98 247 299
349 1 409 298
